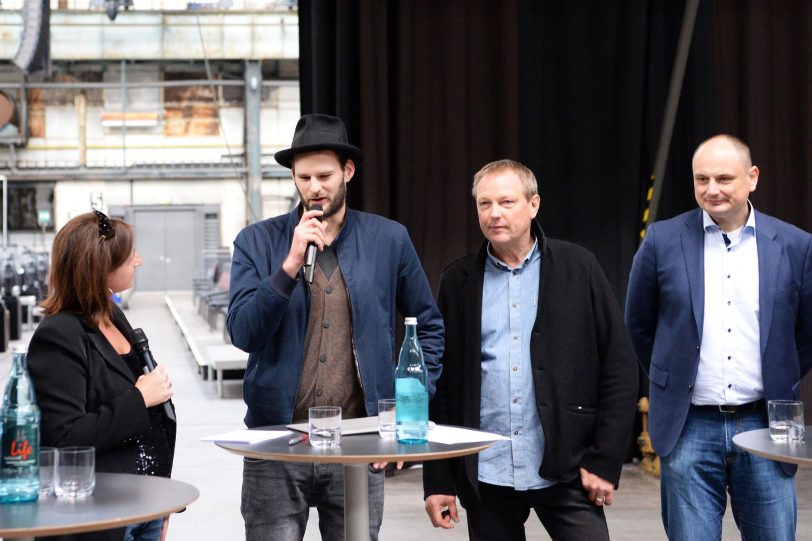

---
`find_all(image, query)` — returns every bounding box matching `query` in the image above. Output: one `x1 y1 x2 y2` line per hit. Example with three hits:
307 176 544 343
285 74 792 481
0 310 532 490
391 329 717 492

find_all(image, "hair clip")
93 209 115 241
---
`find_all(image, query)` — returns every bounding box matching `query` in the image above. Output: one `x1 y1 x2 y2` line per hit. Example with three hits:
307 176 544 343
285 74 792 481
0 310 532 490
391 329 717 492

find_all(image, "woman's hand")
135 365 173 408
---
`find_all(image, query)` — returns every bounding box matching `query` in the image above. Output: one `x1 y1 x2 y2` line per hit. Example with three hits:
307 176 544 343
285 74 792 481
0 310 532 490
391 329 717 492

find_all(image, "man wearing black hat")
227 114 445 540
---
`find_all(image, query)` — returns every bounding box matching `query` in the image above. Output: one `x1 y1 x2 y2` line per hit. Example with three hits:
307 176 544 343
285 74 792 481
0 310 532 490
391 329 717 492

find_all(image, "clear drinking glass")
55 446 95 498
39 447 56 497
309 406 341 448
378 399 396 439
767 400 805 442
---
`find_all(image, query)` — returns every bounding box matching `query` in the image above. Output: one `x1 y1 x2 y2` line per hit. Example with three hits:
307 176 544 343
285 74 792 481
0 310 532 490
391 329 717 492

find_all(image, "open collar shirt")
478 238 554 490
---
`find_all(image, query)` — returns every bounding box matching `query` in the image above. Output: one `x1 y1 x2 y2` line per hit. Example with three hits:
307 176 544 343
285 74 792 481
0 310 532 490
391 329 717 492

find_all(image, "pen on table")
288 434 308 446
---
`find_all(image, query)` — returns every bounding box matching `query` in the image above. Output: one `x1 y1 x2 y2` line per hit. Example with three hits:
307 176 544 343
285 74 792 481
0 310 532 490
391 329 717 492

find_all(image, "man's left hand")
371 461 404 471
580 467 614 507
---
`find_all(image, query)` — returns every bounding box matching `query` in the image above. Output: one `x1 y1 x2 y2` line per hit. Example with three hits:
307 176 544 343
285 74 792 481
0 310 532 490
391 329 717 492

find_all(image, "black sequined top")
120 350 174 478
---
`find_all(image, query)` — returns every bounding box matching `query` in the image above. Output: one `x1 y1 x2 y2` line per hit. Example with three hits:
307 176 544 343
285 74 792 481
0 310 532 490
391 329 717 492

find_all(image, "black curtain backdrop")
713 0 812 412
298 0 717 302
516 0 715 302
298 0 812 405
299 0 519 297
714 1 812 232
298 0 361 142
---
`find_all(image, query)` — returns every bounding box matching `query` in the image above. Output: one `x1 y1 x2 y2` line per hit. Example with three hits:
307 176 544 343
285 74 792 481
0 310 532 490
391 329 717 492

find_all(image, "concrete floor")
1 290 811 540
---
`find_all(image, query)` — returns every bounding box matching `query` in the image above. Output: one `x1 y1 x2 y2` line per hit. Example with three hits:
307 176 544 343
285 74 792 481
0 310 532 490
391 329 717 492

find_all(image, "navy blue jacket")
625 208 812 475
227 206 444 427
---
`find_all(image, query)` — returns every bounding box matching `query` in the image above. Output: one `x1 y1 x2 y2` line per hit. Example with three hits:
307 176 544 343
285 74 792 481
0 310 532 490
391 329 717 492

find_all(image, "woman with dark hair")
27 210 176 541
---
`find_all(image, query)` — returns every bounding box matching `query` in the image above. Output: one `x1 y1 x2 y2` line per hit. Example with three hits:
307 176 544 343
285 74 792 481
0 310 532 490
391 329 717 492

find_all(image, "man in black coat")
423 159 638 540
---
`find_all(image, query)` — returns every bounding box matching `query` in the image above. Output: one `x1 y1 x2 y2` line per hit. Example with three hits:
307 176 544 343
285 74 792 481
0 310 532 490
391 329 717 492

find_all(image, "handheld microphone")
303 204 323 284
132 328 176 422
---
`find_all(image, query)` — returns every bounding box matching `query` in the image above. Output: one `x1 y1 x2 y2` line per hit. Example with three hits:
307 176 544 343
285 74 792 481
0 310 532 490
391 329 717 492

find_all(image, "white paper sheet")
287 416 380 435
201 429 293 444
427 426 510 445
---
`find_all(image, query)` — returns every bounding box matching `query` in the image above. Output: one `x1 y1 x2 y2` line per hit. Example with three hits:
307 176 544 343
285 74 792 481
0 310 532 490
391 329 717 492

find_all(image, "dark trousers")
464 479 609 541
241 458 385 541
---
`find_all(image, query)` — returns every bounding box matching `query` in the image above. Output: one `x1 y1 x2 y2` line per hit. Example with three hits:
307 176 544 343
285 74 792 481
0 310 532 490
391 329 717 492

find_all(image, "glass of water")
55 446 96 498
309 406 341 448
378 399 396 439
767 400 805 442
39 447 56 498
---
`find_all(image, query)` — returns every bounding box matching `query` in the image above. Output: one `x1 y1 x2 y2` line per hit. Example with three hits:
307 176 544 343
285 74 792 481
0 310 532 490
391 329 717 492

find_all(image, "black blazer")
27 305 176 541
423 223 638 506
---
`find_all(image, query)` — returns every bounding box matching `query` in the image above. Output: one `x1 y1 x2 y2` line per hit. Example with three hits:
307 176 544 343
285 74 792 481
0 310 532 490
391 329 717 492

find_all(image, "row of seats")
170 248 248 398
194 259 232 343
2 248 49 300
0 247 49 351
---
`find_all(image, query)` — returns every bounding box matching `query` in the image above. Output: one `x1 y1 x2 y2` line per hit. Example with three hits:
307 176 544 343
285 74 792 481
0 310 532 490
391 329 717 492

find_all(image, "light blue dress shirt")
478 239 554 490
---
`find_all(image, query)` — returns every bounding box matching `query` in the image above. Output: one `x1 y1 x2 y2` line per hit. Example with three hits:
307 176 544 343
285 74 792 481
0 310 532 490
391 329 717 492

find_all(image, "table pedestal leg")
344 463 370 541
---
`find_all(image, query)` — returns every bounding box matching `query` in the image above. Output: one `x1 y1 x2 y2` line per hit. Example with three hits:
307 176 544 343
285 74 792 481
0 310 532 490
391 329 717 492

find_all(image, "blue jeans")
123 518 163 541
660 407 796 541
241 459 385 541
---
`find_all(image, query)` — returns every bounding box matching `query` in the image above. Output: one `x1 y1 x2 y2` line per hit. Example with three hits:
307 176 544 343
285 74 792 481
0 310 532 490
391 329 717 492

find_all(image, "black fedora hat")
274 114 364 169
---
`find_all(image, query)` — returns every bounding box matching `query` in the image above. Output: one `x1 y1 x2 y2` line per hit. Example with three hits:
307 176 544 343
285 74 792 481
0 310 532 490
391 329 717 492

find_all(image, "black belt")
691 400 765 414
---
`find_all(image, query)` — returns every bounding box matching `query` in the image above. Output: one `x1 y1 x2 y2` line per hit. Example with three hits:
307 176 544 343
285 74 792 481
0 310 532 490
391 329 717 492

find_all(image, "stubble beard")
299 180 347 219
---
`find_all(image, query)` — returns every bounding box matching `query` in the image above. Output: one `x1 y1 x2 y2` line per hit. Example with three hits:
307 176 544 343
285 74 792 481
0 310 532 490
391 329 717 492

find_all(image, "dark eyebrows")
295 169 337 179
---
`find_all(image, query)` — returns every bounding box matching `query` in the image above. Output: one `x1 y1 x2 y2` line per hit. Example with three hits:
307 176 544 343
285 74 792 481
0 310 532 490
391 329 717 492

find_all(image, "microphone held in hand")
132 327 176 422
304 204 323 284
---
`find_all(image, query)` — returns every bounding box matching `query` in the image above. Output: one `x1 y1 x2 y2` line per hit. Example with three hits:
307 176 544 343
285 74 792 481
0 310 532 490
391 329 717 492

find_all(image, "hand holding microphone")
135 365 172 408
133 328 176 422
282 204 326 280
303 204 324 284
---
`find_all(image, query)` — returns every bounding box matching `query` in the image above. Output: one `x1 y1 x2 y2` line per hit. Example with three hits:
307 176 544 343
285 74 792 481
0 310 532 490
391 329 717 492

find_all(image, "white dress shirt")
693 206 762 405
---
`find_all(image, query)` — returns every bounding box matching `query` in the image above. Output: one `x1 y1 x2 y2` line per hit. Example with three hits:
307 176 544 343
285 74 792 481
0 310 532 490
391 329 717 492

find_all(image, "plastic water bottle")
395 317 428 444
1 346 40 503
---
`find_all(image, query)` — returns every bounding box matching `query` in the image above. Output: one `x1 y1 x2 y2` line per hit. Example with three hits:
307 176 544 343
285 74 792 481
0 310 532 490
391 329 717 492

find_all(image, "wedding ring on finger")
595 495 605 505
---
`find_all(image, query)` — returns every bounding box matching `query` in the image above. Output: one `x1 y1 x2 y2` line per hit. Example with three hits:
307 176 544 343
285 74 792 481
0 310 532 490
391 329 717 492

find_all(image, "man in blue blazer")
626 134 812 540
228 114 444 541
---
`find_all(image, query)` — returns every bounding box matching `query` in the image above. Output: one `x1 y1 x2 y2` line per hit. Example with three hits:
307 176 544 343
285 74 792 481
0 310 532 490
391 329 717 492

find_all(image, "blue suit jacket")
625 208 812 473
227 206 444 427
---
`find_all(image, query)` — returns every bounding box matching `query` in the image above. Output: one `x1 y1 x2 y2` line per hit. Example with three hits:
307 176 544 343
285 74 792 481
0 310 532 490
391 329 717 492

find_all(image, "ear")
529 194 541 219
747 165 759 192
344 159 356 183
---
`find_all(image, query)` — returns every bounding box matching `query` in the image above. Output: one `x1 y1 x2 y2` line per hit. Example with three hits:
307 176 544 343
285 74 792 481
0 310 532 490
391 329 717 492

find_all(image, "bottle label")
1 425 37 469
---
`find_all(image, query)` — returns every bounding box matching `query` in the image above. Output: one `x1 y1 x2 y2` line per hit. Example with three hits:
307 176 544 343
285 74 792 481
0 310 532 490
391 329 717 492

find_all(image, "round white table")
0 473 199 539
732 427 812 466
217 425 495 541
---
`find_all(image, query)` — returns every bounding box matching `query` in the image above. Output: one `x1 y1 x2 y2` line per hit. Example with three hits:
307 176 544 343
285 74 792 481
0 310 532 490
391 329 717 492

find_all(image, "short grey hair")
471 159 539 200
